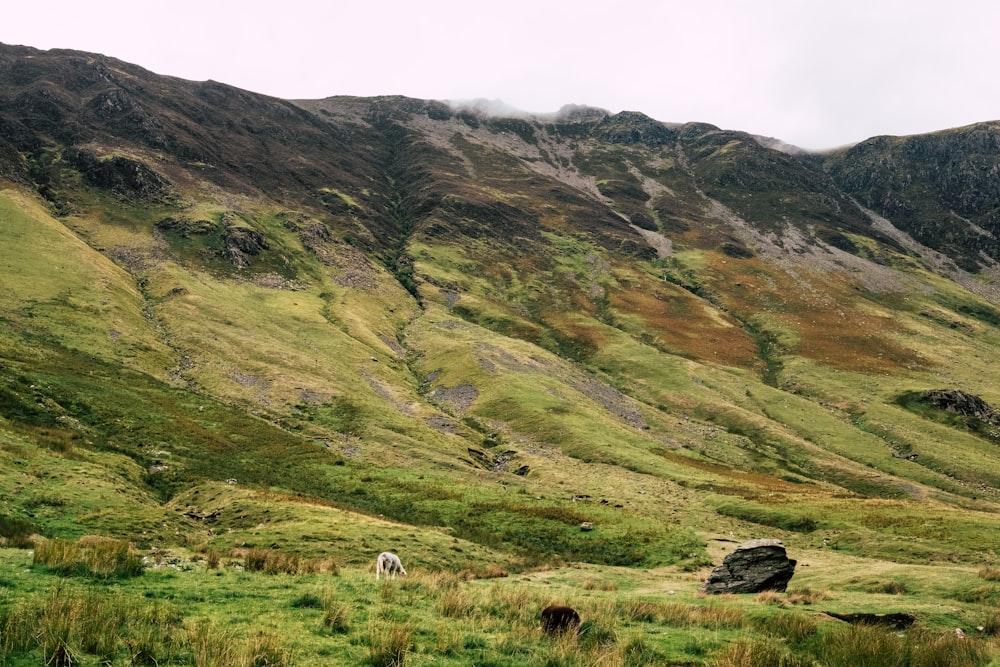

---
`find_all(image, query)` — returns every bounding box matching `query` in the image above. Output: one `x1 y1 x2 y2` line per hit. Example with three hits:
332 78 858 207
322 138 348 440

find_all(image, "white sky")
4 0 999 149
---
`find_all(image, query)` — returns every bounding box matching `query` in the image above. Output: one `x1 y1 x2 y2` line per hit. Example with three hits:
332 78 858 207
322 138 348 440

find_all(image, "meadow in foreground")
4 542 1000 666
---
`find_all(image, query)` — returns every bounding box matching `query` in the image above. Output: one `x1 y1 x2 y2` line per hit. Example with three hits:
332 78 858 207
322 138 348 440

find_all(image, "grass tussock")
366 620 415 667
0 583 182 666
819 624 990 667
978 565 1000 581
577 617 619 652
321 599 352 634
710 638 813 667
978 610 1000 636
33 536 144 579
656 601 746 630
786 586 832 605
204 548 222 569
0 581 299 667
187 620 292 667
863 578 909 595
437 587 478 618
455 563 512 580
406 569 464 594
240 547 338 575
479 583 542 624
582 577 619 591
615 599 660 623
750 611 818 645
755 590 788 605
0 514 39 548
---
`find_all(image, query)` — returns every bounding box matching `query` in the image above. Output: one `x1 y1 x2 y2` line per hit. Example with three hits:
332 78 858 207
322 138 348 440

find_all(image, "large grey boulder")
699 538 796 594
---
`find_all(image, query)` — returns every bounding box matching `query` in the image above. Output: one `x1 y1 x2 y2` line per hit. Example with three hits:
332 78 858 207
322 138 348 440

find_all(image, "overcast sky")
4 0 999 150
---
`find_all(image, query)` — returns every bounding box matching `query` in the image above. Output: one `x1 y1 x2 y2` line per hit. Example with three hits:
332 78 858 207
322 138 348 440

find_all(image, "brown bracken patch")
608 270 761 370
711 255 929 374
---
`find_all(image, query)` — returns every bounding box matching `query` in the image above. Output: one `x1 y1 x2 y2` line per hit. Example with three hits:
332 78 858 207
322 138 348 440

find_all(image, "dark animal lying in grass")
540 605 581 636
375 551 407 580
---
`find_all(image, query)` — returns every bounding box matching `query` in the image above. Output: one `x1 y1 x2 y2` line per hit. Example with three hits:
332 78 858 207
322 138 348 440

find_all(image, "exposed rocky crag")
700 539 797 594
922 390 998 425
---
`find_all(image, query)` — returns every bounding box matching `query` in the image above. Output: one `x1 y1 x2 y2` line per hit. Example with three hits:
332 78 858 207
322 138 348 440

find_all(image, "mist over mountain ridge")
442 99 818 157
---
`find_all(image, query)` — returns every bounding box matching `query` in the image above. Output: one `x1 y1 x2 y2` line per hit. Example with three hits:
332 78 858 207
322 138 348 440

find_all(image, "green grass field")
5 545 1000 666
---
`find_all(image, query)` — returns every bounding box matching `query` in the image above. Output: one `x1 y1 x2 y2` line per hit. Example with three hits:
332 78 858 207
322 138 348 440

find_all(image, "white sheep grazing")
375 551 407 580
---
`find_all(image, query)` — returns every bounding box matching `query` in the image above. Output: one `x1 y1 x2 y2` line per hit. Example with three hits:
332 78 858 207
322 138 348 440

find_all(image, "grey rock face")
699 538 796 594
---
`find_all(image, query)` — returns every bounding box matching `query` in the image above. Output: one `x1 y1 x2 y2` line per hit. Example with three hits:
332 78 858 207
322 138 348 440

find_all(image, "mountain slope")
2 42 1000 574
825 123 1000 274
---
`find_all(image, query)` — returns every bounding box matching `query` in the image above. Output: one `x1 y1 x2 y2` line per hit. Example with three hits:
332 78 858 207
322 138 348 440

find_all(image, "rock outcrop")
923 389 997 424
699 538 796 594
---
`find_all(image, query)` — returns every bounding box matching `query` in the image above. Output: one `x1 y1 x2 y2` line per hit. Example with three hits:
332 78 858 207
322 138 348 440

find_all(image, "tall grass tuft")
819 624 904 667
430 621 463 657
34 536 143 579
615 599 660 623
479 584 540 625
0 599 33 660
299 556 340 574
264 551 300 575
482 563 509 579
0 514 40 548
906 627 990 667
187 620 292 667
658 601 700 626
245 631 294 667
654 601 745 629
979 609 1000 636
33 538 80 571
188 620 240 667
244 548 270 573
863 578 908 595
711 638 812 667
205 548 222 570
577 618 618 652
978 565 1000 581
367 620 414 667
321 600 352 634
786 587 831 605
243 548 305 574
78 590 127 661
415 570 463 594
696 605 746 630
619 635 662 666
87 537 145 579
582 578 618 591
0 583 182 666
437 587 477 618
750 611 818 645
536 630 582 667
37 589 79 667
755 590 788 606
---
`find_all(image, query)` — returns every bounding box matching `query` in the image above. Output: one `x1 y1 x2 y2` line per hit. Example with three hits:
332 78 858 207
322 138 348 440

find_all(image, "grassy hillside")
3 43 1000 664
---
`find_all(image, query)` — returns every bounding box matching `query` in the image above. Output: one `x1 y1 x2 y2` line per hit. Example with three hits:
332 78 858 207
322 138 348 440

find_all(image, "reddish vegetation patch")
545 311 608 355
658 450 826 498
790 307 925 374
609 272 761 370
712 257 928 374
